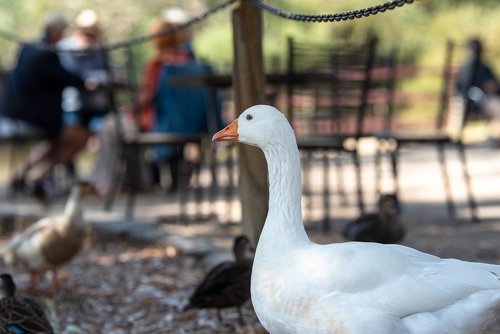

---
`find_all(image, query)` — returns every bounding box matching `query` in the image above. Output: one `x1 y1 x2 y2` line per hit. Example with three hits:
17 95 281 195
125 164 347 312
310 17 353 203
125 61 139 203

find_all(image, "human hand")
84 77 99 91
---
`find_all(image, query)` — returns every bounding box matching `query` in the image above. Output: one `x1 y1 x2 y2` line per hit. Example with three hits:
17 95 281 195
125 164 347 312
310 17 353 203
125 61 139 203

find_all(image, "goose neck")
260 139 308 247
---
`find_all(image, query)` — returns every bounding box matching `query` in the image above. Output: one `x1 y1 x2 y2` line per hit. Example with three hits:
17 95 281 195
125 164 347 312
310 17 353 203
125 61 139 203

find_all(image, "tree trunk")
231 0 268 245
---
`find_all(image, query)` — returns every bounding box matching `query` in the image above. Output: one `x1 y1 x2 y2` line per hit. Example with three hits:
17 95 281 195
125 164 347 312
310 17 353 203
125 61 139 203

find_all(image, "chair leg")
125 144 141 220
375 140 383 197
209 148 218 220
322 150 330 233
457 142 479 222
194 162 203 220
334 153 348 206
304 150 313 224
437 143 455 219
103 144 125 211
390 144 400 199
352 147 365 215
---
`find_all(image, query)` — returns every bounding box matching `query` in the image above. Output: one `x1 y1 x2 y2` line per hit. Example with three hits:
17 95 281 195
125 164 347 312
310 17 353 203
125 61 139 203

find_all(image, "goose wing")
290 242 500 317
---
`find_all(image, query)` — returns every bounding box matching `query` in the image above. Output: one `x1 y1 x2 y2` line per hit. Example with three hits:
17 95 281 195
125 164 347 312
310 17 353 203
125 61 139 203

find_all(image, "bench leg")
437 143 455 219
457 142 479 222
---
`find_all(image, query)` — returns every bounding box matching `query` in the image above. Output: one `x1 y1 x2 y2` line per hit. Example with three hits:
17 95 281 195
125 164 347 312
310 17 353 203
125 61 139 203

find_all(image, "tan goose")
213 105 500 334
3 181 91 290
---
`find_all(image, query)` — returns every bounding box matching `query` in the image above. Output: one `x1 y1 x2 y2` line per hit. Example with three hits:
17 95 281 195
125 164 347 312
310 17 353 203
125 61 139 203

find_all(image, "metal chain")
0 0 237 53
249 0 415 22
0 0 415 53
105 0 237 51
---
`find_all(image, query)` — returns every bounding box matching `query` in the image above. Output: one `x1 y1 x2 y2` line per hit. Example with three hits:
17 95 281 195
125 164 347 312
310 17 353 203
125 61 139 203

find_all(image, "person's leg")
10 139 55 189
33 125 91 182
55 125 92 164
16 140 52 175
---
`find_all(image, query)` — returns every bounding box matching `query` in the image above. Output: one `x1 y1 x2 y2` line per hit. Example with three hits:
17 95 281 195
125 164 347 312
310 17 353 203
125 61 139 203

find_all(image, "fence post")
231 0 268 244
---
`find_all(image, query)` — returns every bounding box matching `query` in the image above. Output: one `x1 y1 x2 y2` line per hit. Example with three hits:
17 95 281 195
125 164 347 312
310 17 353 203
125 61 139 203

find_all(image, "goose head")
213 105 307 248
212 105 295 150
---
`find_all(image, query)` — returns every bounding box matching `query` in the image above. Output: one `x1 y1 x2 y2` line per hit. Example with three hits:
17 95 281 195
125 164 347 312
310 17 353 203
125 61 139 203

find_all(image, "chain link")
0 0 237 53
0 0 415 53
250 0 415 22
105 0 237 51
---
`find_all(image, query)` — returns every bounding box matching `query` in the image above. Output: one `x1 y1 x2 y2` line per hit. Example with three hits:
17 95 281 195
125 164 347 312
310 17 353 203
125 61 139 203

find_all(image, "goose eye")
246 114 253 121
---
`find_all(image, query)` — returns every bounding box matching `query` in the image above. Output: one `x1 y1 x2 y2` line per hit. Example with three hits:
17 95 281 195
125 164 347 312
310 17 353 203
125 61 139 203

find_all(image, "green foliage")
0 0 499 77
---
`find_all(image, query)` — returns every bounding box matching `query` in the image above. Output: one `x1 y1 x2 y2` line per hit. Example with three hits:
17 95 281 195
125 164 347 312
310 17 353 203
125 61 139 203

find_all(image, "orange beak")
212 119 238 142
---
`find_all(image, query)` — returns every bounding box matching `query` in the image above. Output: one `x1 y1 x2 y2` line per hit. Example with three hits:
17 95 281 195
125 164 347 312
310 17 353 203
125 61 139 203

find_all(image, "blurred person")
138 13 202 193
138 10 194 132
58 9 113 133
57 9 119 184
2 13 97 200
456 38 500 121
93 9 196 195
88 8 222 196
84 11 192 195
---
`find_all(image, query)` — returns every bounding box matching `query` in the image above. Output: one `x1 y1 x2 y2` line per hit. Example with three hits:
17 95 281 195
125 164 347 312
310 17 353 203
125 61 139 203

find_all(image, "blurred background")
0 2 499 332
0 0 499 75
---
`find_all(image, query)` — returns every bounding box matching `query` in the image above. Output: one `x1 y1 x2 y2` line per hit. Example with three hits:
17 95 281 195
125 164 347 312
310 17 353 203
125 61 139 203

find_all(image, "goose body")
213 105 500 334
3 182 88 289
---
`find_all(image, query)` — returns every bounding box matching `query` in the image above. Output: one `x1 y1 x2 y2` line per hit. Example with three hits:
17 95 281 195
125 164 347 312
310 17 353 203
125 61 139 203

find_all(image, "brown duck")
183 235 253 322
2 181 93 290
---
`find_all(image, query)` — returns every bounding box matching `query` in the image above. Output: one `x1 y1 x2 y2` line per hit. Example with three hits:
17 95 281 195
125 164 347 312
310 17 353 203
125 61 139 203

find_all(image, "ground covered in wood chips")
1 210 499 333
0 234 266 334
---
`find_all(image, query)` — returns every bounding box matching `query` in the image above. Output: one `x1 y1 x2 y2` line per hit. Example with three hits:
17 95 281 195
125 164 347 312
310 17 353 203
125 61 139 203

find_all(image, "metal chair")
285 36 396 231
378 40 479 222
100 47 221 220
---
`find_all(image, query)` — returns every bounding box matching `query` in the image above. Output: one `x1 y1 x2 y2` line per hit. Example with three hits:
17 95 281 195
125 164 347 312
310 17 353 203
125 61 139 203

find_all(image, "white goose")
212 105 500 334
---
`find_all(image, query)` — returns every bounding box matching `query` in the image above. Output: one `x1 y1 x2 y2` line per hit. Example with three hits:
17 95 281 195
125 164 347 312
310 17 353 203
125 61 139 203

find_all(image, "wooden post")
232 0 268 244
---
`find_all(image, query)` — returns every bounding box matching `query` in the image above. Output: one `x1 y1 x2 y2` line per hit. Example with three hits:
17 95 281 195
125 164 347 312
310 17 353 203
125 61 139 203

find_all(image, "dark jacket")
3 38 85 136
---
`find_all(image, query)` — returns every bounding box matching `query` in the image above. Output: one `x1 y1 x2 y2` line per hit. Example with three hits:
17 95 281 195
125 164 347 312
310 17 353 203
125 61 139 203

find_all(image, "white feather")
230 105 500 334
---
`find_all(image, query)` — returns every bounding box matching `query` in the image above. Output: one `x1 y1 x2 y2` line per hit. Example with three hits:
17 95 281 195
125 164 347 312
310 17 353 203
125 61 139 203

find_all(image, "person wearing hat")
2 12 98 200
456 38 500 118
58 9 113 131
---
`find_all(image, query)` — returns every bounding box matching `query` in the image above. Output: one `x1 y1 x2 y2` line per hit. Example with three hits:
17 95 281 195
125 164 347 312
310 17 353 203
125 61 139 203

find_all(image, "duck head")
233 235 254 262
212 105 294 149
0 273 16 298
378 193 401 216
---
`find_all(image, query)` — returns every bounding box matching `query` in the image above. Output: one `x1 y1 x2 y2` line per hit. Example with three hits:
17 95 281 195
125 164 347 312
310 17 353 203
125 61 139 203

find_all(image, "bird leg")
29 272 38 291
216 309 223 322
51 269 59 290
